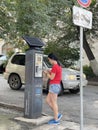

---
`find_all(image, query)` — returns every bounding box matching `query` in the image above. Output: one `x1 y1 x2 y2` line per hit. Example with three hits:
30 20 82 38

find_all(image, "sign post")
73 0 92 129
80 26 83 130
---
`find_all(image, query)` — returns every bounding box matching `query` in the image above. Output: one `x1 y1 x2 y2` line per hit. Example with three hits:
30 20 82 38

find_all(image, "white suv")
4 53 88 95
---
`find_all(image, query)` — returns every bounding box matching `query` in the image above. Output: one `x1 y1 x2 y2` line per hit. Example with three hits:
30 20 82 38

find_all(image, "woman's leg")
50 93 58 120
46 92 58 120
46 92 59 120
46 92 53 110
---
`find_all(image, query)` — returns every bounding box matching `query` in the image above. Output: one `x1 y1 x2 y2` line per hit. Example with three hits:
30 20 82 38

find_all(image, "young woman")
44 53 62 125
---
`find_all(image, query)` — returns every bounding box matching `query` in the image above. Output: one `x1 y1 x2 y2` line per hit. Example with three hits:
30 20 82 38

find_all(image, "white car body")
4 53 88 94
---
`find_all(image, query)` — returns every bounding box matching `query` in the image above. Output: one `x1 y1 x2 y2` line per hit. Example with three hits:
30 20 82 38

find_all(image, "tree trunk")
83 30 98 76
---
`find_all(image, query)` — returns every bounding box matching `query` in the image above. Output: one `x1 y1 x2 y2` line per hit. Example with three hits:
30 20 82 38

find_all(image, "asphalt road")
0 74 98 129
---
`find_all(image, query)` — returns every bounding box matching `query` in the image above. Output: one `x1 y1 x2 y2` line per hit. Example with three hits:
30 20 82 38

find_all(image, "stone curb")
15 115 53 126
0 102 23 112
88 81 98 86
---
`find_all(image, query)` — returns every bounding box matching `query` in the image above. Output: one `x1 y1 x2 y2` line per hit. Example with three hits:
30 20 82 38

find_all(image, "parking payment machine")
23 36 44 119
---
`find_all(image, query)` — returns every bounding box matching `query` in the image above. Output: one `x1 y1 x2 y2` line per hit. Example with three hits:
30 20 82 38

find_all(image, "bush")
83 65 95 79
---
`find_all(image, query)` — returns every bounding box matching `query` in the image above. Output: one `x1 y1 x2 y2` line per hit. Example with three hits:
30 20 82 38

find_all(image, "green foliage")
7 50 14 58
90 1 98 40
0 0 98 67
44 40 79 67
16 0 51 37
42 0 80 67
90 0 96 7
0 0 80 65
83 65 95 79
0 0 17 40
3 50 14 68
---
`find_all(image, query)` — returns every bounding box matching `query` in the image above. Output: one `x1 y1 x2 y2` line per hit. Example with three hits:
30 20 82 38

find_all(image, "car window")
11 55 25 66
0 55 3 57
43 56 65 68
43 57 52 68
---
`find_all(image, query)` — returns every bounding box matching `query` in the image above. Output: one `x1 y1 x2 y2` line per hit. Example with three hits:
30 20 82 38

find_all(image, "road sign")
77 0 91 8
73 6 92 29
73 4 92 130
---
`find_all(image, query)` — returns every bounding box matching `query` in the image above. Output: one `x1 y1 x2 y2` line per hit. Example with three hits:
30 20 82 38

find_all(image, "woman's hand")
43 70 48 74
43 70 55 80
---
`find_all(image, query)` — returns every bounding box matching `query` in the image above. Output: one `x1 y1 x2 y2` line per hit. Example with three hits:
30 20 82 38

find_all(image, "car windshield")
43 56 65 68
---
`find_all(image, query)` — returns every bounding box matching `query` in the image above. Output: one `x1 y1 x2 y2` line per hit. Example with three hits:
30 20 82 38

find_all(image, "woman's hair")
48 53 60 66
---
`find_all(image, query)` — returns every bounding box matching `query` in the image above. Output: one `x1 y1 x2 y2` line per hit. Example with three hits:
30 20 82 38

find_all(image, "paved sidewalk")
33 121 98 130
1 102 98 130
14 110 98 130
0 88 98 130
17 119 98 130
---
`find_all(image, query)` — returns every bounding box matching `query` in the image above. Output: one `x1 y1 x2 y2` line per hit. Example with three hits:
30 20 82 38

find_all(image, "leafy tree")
44 40 79 67
0 0 17 42
0 0 98 69
0 0 80 66
42 0 80 66
16 0 51 37
75 0 98 75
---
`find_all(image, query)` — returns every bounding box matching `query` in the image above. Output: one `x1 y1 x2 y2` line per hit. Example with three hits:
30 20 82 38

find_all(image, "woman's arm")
47 72 55 80
43 70 55 80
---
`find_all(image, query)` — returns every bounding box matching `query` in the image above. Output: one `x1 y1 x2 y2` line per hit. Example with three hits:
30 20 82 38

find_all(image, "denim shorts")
49 84 61 94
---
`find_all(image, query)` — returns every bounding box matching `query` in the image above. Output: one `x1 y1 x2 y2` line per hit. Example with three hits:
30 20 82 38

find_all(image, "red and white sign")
77 0 91 8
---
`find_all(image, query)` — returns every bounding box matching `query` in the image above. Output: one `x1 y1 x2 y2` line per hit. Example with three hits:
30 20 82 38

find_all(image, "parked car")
4 53 88 95
0 54 7 73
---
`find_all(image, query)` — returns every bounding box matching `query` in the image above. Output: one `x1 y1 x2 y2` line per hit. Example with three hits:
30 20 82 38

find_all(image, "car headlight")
66 75 77 80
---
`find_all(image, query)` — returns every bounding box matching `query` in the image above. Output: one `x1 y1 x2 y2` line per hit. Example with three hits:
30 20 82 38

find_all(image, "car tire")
8 74 22 90
46 80 64 96
69 86 80 94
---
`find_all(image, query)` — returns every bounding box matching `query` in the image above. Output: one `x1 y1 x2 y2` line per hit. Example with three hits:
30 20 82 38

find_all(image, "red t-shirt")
49 64 62 84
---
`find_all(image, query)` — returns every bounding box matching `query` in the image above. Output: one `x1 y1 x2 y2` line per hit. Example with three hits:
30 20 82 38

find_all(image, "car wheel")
8 74 22 90
46 80 64 96
69 86 80 94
